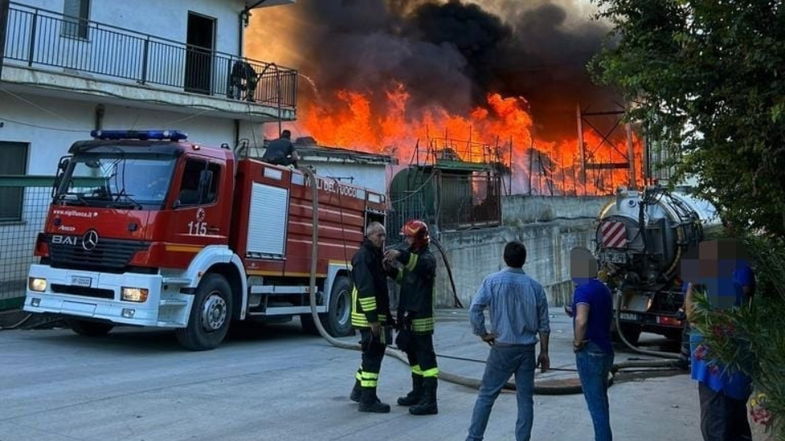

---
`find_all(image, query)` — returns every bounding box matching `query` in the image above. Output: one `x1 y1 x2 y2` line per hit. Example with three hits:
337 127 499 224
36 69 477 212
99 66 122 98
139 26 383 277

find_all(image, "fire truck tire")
67 319 113 337
325 275 353 337
176 273 233 351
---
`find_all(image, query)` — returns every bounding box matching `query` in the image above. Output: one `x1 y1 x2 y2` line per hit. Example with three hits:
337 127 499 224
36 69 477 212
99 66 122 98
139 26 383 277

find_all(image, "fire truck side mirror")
51 156 71 198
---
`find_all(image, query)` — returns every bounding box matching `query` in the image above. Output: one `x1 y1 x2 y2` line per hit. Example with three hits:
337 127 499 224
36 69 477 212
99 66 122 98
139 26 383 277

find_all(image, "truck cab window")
178 160 206 206
206 162 221 202
177 160 221 206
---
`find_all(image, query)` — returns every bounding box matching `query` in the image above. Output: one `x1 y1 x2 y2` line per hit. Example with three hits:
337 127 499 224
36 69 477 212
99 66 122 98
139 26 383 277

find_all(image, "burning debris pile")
246 0 643 195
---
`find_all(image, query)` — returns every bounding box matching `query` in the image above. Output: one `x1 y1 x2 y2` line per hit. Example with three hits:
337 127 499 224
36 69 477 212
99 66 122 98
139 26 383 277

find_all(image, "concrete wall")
20 0 246 56
0 92 246 175
433 195 612 308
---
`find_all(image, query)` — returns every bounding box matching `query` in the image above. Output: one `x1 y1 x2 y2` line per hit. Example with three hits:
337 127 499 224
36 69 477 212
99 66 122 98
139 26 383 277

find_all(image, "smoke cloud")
249 0 616 140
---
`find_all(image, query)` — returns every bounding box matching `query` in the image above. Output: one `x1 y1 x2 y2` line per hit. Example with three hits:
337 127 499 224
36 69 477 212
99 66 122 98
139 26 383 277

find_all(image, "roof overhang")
245 0 295 9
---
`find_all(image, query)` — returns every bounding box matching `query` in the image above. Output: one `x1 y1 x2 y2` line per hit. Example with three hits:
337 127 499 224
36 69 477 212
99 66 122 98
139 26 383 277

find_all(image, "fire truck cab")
24 130 386 350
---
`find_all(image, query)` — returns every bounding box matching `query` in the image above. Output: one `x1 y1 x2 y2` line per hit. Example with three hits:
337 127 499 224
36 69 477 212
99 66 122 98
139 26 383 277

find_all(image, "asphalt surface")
0 308 702 441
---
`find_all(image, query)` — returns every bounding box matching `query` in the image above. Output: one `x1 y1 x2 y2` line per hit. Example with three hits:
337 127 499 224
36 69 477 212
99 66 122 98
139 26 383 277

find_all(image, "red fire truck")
24 130 386 350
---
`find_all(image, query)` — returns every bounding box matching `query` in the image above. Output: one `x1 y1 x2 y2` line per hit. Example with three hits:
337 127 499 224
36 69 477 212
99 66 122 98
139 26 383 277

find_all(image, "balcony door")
185 12 215 95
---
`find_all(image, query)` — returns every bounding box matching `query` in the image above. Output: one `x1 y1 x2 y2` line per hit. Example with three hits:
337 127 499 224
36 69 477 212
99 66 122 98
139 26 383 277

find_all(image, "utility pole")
576 102 586 195
0 0 10 81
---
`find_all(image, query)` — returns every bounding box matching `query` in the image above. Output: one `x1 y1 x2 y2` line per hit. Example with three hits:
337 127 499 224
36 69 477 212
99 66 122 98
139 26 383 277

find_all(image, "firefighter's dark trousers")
358 329 387 388
405 333 439 379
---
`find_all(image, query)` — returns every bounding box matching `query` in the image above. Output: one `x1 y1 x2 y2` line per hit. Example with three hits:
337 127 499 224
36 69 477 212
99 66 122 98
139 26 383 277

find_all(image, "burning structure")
246 0 644 196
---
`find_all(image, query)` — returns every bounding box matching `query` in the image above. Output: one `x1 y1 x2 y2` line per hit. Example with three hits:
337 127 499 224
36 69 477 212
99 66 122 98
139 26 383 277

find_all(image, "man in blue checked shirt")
466 241 550 441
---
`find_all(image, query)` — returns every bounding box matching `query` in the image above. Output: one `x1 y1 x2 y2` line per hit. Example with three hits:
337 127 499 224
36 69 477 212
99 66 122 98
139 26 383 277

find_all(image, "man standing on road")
349 222 392 413
384 219 439 416
466 241 550 441
685 239 754 441
570 247 614 441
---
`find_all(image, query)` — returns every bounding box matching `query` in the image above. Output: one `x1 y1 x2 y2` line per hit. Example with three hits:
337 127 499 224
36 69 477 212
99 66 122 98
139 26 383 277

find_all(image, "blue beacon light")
90 130 188 141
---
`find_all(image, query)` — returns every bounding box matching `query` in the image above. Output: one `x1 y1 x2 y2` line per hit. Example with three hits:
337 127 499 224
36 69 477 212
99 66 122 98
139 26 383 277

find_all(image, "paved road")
0 309 702 441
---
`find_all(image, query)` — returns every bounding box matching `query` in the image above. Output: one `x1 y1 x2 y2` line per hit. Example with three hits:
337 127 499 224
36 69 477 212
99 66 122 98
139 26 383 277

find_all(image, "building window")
62 0 90 39
0 142 29 222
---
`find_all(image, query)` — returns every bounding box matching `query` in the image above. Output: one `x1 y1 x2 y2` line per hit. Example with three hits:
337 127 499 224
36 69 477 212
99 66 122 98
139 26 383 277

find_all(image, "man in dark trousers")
466 241 550 441
685 239 754 441
262 130 298 166
570 247 614 441
384 219 439 416
349 222 392 413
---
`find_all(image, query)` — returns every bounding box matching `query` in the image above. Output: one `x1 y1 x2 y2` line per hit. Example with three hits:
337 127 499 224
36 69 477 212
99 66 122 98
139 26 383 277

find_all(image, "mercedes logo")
82 229 99 251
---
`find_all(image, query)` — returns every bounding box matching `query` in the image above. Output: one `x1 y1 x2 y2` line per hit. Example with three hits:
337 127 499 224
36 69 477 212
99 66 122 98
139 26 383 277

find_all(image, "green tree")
591 0 785 237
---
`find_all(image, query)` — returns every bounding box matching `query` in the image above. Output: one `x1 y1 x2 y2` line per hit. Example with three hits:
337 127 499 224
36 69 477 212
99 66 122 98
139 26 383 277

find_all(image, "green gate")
0 176 56 310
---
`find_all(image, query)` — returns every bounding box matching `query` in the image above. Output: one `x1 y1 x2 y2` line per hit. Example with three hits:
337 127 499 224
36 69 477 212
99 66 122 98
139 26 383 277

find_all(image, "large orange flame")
245 9 643 195
271 81 642 195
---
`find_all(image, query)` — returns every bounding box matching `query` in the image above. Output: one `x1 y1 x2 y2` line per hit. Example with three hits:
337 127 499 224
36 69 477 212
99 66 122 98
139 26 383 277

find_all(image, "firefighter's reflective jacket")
389 246 436 334
350 239 391 328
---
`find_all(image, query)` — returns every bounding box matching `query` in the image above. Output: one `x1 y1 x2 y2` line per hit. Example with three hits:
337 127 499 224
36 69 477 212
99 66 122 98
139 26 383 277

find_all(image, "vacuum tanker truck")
595 186 721 344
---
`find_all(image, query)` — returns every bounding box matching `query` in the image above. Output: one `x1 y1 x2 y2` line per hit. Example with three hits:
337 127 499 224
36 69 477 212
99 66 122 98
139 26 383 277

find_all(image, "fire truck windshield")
55 153 176 209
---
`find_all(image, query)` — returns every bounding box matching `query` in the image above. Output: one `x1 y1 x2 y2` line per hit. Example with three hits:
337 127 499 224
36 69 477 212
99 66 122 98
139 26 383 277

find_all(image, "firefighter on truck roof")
349 222 393 413
384 219 439 416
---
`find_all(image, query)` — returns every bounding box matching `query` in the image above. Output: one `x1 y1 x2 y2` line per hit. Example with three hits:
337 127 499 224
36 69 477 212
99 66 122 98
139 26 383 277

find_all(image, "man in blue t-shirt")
685 239 754 441
569 247 614 441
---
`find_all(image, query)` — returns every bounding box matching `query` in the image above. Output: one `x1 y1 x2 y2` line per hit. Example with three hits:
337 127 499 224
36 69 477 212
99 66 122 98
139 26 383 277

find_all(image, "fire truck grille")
47 235 150 272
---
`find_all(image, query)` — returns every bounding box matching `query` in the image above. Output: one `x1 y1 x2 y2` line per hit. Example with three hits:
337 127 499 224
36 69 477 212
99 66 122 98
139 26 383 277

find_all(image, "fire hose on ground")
299 168 682 396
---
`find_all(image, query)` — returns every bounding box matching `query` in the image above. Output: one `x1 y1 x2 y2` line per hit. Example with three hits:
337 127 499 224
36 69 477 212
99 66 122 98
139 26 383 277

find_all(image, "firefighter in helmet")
349 222 392 413
384 219 439 415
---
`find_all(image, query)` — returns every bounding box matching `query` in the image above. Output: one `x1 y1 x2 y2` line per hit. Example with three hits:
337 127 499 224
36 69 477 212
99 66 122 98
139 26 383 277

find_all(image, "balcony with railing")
1 3 297 121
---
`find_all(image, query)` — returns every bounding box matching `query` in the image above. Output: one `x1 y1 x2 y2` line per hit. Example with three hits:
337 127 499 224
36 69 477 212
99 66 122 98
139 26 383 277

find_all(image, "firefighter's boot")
358 388 390 413
409 377 438 415
350 370 362 402
350 379 362 403
397 374 423 406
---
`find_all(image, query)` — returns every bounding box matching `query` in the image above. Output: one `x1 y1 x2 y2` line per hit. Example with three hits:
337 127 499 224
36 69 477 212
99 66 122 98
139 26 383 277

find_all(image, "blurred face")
405 236 416 247
367 228 386 249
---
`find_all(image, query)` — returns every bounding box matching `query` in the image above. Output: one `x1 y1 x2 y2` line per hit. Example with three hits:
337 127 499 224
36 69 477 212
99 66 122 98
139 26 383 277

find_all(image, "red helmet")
401 219 430 248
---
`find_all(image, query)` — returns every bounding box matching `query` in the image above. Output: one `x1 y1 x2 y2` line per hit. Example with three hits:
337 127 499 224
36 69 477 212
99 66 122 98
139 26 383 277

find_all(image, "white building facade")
0 0 297 306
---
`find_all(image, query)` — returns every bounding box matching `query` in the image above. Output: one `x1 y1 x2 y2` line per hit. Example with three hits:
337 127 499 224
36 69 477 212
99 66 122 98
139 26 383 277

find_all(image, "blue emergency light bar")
90 130 188 141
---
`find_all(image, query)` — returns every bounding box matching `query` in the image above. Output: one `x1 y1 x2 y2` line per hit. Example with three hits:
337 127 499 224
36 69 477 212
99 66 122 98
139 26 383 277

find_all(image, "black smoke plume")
289 0 615 140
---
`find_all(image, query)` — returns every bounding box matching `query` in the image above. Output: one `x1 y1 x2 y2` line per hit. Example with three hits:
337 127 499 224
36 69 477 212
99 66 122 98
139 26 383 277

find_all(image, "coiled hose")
299 167 679 395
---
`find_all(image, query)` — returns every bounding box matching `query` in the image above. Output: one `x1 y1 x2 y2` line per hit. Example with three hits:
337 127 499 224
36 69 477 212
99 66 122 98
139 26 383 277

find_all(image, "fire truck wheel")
67 319 113 337
325 275 353 337
176 273 233 351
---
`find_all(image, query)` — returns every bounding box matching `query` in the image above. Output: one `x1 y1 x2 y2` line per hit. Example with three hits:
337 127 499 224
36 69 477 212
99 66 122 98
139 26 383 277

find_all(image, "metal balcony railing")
2 3 297 111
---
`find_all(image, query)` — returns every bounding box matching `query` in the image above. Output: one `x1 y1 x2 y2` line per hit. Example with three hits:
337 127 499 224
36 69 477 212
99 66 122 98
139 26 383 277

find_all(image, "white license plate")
71 276 92 287
619 312 638 321
607 252 627 264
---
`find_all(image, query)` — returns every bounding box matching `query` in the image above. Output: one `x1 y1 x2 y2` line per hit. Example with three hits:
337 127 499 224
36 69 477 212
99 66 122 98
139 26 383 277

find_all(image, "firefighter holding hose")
384 219 439 416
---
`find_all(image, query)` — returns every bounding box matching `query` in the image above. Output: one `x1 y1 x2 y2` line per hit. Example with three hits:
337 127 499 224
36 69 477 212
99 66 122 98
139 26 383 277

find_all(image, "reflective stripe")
411 365 423 375
360 371 379 387
412 317 434 332
405 253 418 271
359 297 377 311
356 370 362 381
422 367 439 378
351 313 388 327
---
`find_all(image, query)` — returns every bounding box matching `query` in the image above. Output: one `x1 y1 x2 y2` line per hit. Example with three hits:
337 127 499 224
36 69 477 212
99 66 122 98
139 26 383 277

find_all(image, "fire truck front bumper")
23 264 193 328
